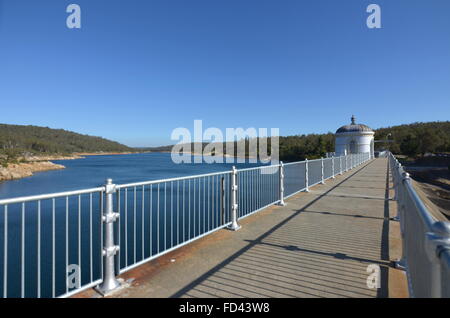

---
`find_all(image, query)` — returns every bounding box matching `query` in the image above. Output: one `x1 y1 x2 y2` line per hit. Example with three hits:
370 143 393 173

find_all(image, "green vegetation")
0 124 133 164
279 134 335 161
375 121 450 157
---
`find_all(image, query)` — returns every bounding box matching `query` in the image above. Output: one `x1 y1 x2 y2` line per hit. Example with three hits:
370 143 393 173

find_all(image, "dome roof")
336 115 373 134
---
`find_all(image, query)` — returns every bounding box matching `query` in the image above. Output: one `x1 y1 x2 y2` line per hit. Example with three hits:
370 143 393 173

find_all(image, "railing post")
305 159 310 192
278 162 286 206
331 156 335 179
228 166 241 231
394 172 409 270
96 179 121 296
393 160 400 202
320 157 325 184
389 157 399 217
340 156 343 175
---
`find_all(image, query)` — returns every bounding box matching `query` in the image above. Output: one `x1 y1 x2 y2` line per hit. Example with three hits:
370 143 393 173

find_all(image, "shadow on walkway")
171 160 393 298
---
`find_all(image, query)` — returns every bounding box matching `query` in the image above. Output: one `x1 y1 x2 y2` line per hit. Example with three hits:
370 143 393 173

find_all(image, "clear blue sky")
0 0 449 146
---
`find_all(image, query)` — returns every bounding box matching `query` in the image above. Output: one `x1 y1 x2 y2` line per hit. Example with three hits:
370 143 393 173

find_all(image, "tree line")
0 124 132 165
1 121 449 166
374 121 450 157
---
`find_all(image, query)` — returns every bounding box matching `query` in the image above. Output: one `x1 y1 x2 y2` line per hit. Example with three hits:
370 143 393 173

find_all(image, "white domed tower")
335 115 374 158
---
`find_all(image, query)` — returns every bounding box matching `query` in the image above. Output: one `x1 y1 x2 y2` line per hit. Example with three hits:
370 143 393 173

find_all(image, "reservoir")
0 152 260 199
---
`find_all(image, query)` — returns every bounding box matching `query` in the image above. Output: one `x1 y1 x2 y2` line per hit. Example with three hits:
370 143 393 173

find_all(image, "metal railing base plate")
227 224 241 232
95 278 129 297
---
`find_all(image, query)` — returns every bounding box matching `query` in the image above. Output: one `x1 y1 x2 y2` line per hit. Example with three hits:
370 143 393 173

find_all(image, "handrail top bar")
116 155 356 188
236 164 280 172
116 169 233 189
0 187 104 205
283 161 304 166
0 154 364 205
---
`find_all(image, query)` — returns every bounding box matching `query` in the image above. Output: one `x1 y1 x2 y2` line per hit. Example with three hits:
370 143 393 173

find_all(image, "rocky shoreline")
0 152 140 182
0 161 66 181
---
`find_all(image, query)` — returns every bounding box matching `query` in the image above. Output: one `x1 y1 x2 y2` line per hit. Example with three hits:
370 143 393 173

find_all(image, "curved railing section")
388 152 450 297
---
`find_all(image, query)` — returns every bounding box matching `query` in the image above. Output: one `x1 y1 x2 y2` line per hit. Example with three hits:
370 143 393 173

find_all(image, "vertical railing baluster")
65 197 68 295
203 177 205 232
37 200 41 298
164 182 167 251
3 205 7 298
177 181 179 245
133 187 136 264
212 176 215 229
150 185 153 256
278 162 286 206
116 190 120 274
142 185 145 260
21 202 25 298
188 180 190 240
90 193 93 283
207 177 210 231
78 195 81 286
124 188 128 267
157 184 160 254
171 181 174 248
193 179 195 237
52 199 55 298
182 180 185 241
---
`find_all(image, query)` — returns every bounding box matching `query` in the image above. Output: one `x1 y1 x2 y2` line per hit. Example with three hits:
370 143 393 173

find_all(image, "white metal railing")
388 152 450 297
0 153 371 298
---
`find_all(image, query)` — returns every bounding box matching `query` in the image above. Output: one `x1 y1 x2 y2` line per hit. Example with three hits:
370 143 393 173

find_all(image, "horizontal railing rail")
388 152 450 297
0 152 371 298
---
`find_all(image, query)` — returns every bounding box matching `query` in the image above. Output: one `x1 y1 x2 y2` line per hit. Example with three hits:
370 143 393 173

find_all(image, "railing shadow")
171 159 392 298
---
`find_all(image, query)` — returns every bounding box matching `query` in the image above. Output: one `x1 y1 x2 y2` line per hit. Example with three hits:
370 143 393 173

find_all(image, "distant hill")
0 124 133 159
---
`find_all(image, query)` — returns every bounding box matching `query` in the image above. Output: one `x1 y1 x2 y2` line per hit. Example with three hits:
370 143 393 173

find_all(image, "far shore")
0 151 147 182
0 150 268 183
72 151 150 157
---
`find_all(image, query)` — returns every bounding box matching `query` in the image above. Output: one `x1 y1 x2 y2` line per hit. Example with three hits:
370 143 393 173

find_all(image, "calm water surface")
0 152 261 199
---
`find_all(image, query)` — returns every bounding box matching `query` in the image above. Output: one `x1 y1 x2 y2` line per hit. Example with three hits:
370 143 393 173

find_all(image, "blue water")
0 152 261 199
